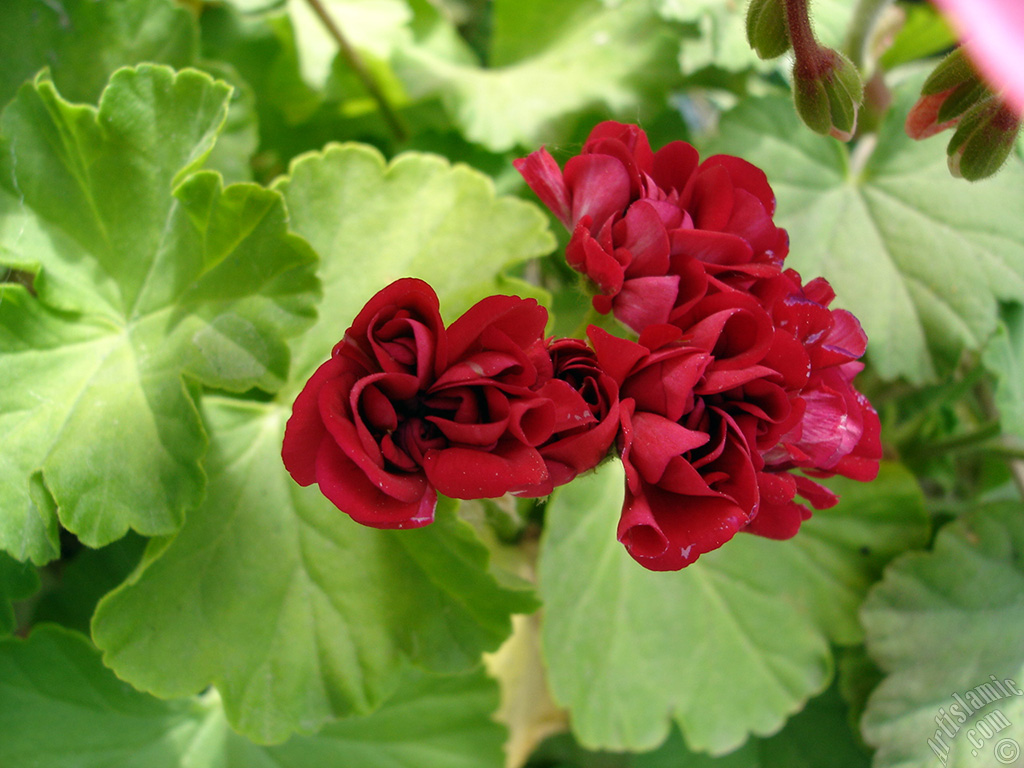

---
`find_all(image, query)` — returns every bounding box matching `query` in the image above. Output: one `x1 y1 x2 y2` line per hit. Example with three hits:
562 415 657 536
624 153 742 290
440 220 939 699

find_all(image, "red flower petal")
513 147 573 227
315 439 436 529
423 441 548 498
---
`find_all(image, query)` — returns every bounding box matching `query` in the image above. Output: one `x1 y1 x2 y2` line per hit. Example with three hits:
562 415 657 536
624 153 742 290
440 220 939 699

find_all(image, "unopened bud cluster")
746 0 864 142
906 47 1022 181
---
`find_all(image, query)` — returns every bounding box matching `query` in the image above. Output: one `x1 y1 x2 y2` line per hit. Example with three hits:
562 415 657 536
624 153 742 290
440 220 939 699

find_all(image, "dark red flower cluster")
282 121 879 572
516 121 880 570
282 278 618 528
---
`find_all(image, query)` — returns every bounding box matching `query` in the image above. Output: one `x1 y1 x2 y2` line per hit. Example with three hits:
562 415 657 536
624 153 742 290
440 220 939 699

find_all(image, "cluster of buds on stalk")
746 0 863 142
745 0 1022 181
905 47 1022 181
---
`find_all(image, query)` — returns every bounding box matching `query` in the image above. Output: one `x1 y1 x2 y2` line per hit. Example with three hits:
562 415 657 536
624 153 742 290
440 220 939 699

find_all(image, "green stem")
889 364 987 446
980 444 1024 462
571 304 606 341
912 422 1001 458
976 381 1024 501
784 0 824 76
303 0 408 142
843 0 894 70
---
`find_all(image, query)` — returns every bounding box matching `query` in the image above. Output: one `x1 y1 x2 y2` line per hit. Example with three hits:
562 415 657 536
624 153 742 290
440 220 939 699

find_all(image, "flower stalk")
843 0 895 70
784 0 864 140
303 0 408 142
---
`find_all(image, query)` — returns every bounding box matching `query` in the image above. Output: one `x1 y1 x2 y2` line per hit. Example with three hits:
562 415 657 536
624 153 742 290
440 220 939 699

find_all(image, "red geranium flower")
588 266 879 570
523 337 621 497
282 279 607 528
515 121 789 332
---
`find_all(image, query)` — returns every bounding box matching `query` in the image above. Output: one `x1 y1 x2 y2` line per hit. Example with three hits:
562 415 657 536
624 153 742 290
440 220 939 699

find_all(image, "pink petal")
613 275 680 332
932 0 1024 116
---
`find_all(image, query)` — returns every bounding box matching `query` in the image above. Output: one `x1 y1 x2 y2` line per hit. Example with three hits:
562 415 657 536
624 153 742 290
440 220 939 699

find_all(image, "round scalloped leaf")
538 461 927 754
861 503 1024 768
0 0 197 108
274 141 555 386
0 625 506 768
91 397 537 744
393 0 683 151
0 66 319 559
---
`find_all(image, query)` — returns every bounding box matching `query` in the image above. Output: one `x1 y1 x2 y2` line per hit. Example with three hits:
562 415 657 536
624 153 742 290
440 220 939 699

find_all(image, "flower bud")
746 0 790 59
922 46 978 97
906 47 989 140
793 49 864 141
946 96 1023 181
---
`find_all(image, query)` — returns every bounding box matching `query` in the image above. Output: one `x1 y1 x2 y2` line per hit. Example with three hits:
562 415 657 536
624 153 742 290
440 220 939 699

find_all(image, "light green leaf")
0 551 36 635
488 0 598 66
394 0 684 151
0 0 197 109
705 88 1024 383
0 66 319 558
92 397 536 744
861 503 1024 768
656 0 852 76
539 461 927 754
0 625 506 768
0 0 257 183
195 61 261 184
275 142 555 384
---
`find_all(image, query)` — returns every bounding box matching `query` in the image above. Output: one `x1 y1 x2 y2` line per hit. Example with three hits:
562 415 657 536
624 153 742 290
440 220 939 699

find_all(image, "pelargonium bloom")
282 278 610 528
523 337 621 496
515 121 789 332
589 271 879 571
517 121 880 570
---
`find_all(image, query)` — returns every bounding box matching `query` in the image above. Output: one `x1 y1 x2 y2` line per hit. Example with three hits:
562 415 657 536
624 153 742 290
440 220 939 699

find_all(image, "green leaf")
636 684 870 768
0 551 36 635
982 304 1024 442
488 0 594 66
538 461 928 754
274 142 555 384
0 0 197 109
92 397 536 744
878 3 957 71
199 3 323 127
837 645 883 750
195 60 261 184
0 66 319 557
861 503 1024 768
0 624 506 768
706 88 1024 383
529 682 870 768
92 137 549 741
394 0 684 151
31 534 146 635
288 0 414 90
656 0 851 76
